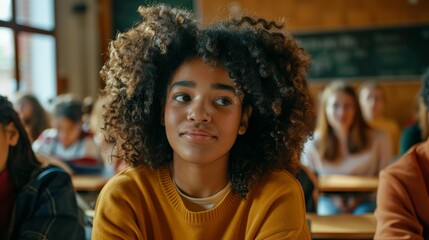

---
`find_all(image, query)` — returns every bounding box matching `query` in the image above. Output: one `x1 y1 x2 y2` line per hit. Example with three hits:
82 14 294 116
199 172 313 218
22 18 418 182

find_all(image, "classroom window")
16 0 55 31
0 0 12 21
0 27 16 96
0 0 56 108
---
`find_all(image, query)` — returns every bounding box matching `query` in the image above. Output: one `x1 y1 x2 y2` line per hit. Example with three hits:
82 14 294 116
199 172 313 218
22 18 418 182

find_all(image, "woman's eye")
173 94 191 103
215 97 232 106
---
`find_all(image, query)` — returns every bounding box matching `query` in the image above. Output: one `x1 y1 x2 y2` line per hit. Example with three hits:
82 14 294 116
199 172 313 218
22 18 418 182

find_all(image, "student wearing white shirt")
301 81 391 215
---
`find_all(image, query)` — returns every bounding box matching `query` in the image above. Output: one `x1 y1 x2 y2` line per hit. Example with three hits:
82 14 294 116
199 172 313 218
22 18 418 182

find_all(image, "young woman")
14 93 50 143
0 95 84 239
33 97 103 174
359 81 401 156
301 81 392 215
92 4 315 239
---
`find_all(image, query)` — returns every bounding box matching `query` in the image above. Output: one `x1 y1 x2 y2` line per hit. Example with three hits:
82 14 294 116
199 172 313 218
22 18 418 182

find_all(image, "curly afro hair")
100 4 315 198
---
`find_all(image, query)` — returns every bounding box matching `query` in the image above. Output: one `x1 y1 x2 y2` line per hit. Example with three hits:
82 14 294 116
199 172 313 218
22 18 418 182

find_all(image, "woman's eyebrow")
169 80 195 90
169 81 236 94
211 83 236 94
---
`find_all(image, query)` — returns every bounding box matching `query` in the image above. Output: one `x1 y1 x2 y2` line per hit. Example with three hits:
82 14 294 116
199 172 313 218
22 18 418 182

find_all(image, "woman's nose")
187 100 211 123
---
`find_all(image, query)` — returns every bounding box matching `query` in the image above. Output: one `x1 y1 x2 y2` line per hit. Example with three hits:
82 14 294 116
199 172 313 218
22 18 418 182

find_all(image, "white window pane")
0 0 12 21
0 27 16 98
18 32 56 108
16 0 55 31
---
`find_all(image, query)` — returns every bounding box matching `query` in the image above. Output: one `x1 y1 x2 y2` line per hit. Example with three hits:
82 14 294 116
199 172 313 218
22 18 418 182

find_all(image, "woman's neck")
334 127 348 143
171 159 229 198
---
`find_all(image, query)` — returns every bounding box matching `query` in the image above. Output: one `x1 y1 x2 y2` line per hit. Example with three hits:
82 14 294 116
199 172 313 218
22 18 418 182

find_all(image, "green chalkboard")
295 25 429 80
112 0 194 35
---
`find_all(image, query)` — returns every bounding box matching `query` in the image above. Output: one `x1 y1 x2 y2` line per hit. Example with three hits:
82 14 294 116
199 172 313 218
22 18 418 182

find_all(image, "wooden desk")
307 213 376 239
318 175 379 192
72 175 110 191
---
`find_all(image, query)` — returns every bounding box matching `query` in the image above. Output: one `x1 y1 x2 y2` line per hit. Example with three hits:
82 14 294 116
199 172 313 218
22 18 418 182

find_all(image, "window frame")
0 0 58 94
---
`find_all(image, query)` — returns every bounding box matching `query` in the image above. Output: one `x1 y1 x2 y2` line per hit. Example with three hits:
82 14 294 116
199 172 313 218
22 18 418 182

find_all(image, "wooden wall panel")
196 0 428 129
198 0 429 31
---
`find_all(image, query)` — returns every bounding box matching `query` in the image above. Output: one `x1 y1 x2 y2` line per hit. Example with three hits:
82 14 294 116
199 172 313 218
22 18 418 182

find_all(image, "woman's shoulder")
256 170 303 196
25 165 72 189
248 170 306 215
102 166 159 192
368 128 389 140
303 133 320 148
402 123 421 135
17 166 75 208
376 117 400 129
379 147 426 191
387 140 429 175
36 128 57 140
32 128 57 145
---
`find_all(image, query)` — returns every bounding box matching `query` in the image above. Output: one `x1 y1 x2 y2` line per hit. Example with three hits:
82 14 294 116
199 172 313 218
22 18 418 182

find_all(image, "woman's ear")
6 123 19 146
238 105 253 135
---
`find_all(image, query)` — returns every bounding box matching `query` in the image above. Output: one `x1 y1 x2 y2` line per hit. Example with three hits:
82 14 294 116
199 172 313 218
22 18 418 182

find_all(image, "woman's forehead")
328 91 355 103
170 58 234 86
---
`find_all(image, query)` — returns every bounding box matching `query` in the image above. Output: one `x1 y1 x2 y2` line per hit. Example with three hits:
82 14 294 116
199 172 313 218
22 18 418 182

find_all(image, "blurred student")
400 95 429 155
0 95 84 239
14 93 50 143
301 81 392 215
359 81 401 156
375 67 429 239
92 4 315 239
82 96 95 133
33 97 103 174
88 96 128 173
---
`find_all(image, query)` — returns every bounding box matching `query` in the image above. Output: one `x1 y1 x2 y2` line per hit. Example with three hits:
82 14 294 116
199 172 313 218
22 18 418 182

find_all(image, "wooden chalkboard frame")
295 24 429 80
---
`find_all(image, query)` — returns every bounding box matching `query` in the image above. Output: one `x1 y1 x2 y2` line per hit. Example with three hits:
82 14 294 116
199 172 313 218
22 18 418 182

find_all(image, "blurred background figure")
400 94 429 155
13 93 51 143
0 95 84 239
32 96 103 175
359 81 401 157
301 81 392 215
295 163 319 213
374 67 429 240
88 96 128 174
82 96 95 133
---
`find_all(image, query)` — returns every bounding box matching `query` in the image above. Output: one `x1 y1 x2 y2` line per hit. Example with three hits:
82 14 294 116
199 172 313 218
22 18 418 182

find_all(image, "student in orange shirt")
374 67 429 240
92 4 315 239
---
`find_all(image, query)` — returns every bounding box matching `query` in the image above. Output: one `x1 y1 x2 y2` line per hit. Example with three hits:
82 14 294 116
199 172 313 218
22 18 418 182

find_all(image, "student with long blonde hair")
301 81 391 215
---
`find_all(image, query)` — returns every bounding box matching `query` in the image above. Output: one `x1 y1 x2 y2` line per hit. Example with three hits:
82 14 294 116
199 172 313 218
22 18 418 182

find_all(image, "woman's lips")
181 131 216 143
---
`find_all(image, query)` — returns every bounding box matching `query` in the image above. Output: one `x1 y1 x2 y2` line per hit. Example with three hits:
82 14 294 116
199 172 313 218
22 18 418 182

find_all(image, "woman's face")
17 99 33 123
164 58 251 166
359 87 385 120
325 91 356 133
54 117 82 148
0 123 19 172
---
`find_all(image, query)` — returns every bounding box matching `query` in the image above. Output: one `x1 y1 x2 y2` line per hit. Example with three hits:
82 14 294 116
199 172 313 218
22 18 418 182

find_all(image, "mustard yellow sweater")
92 166 311 240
